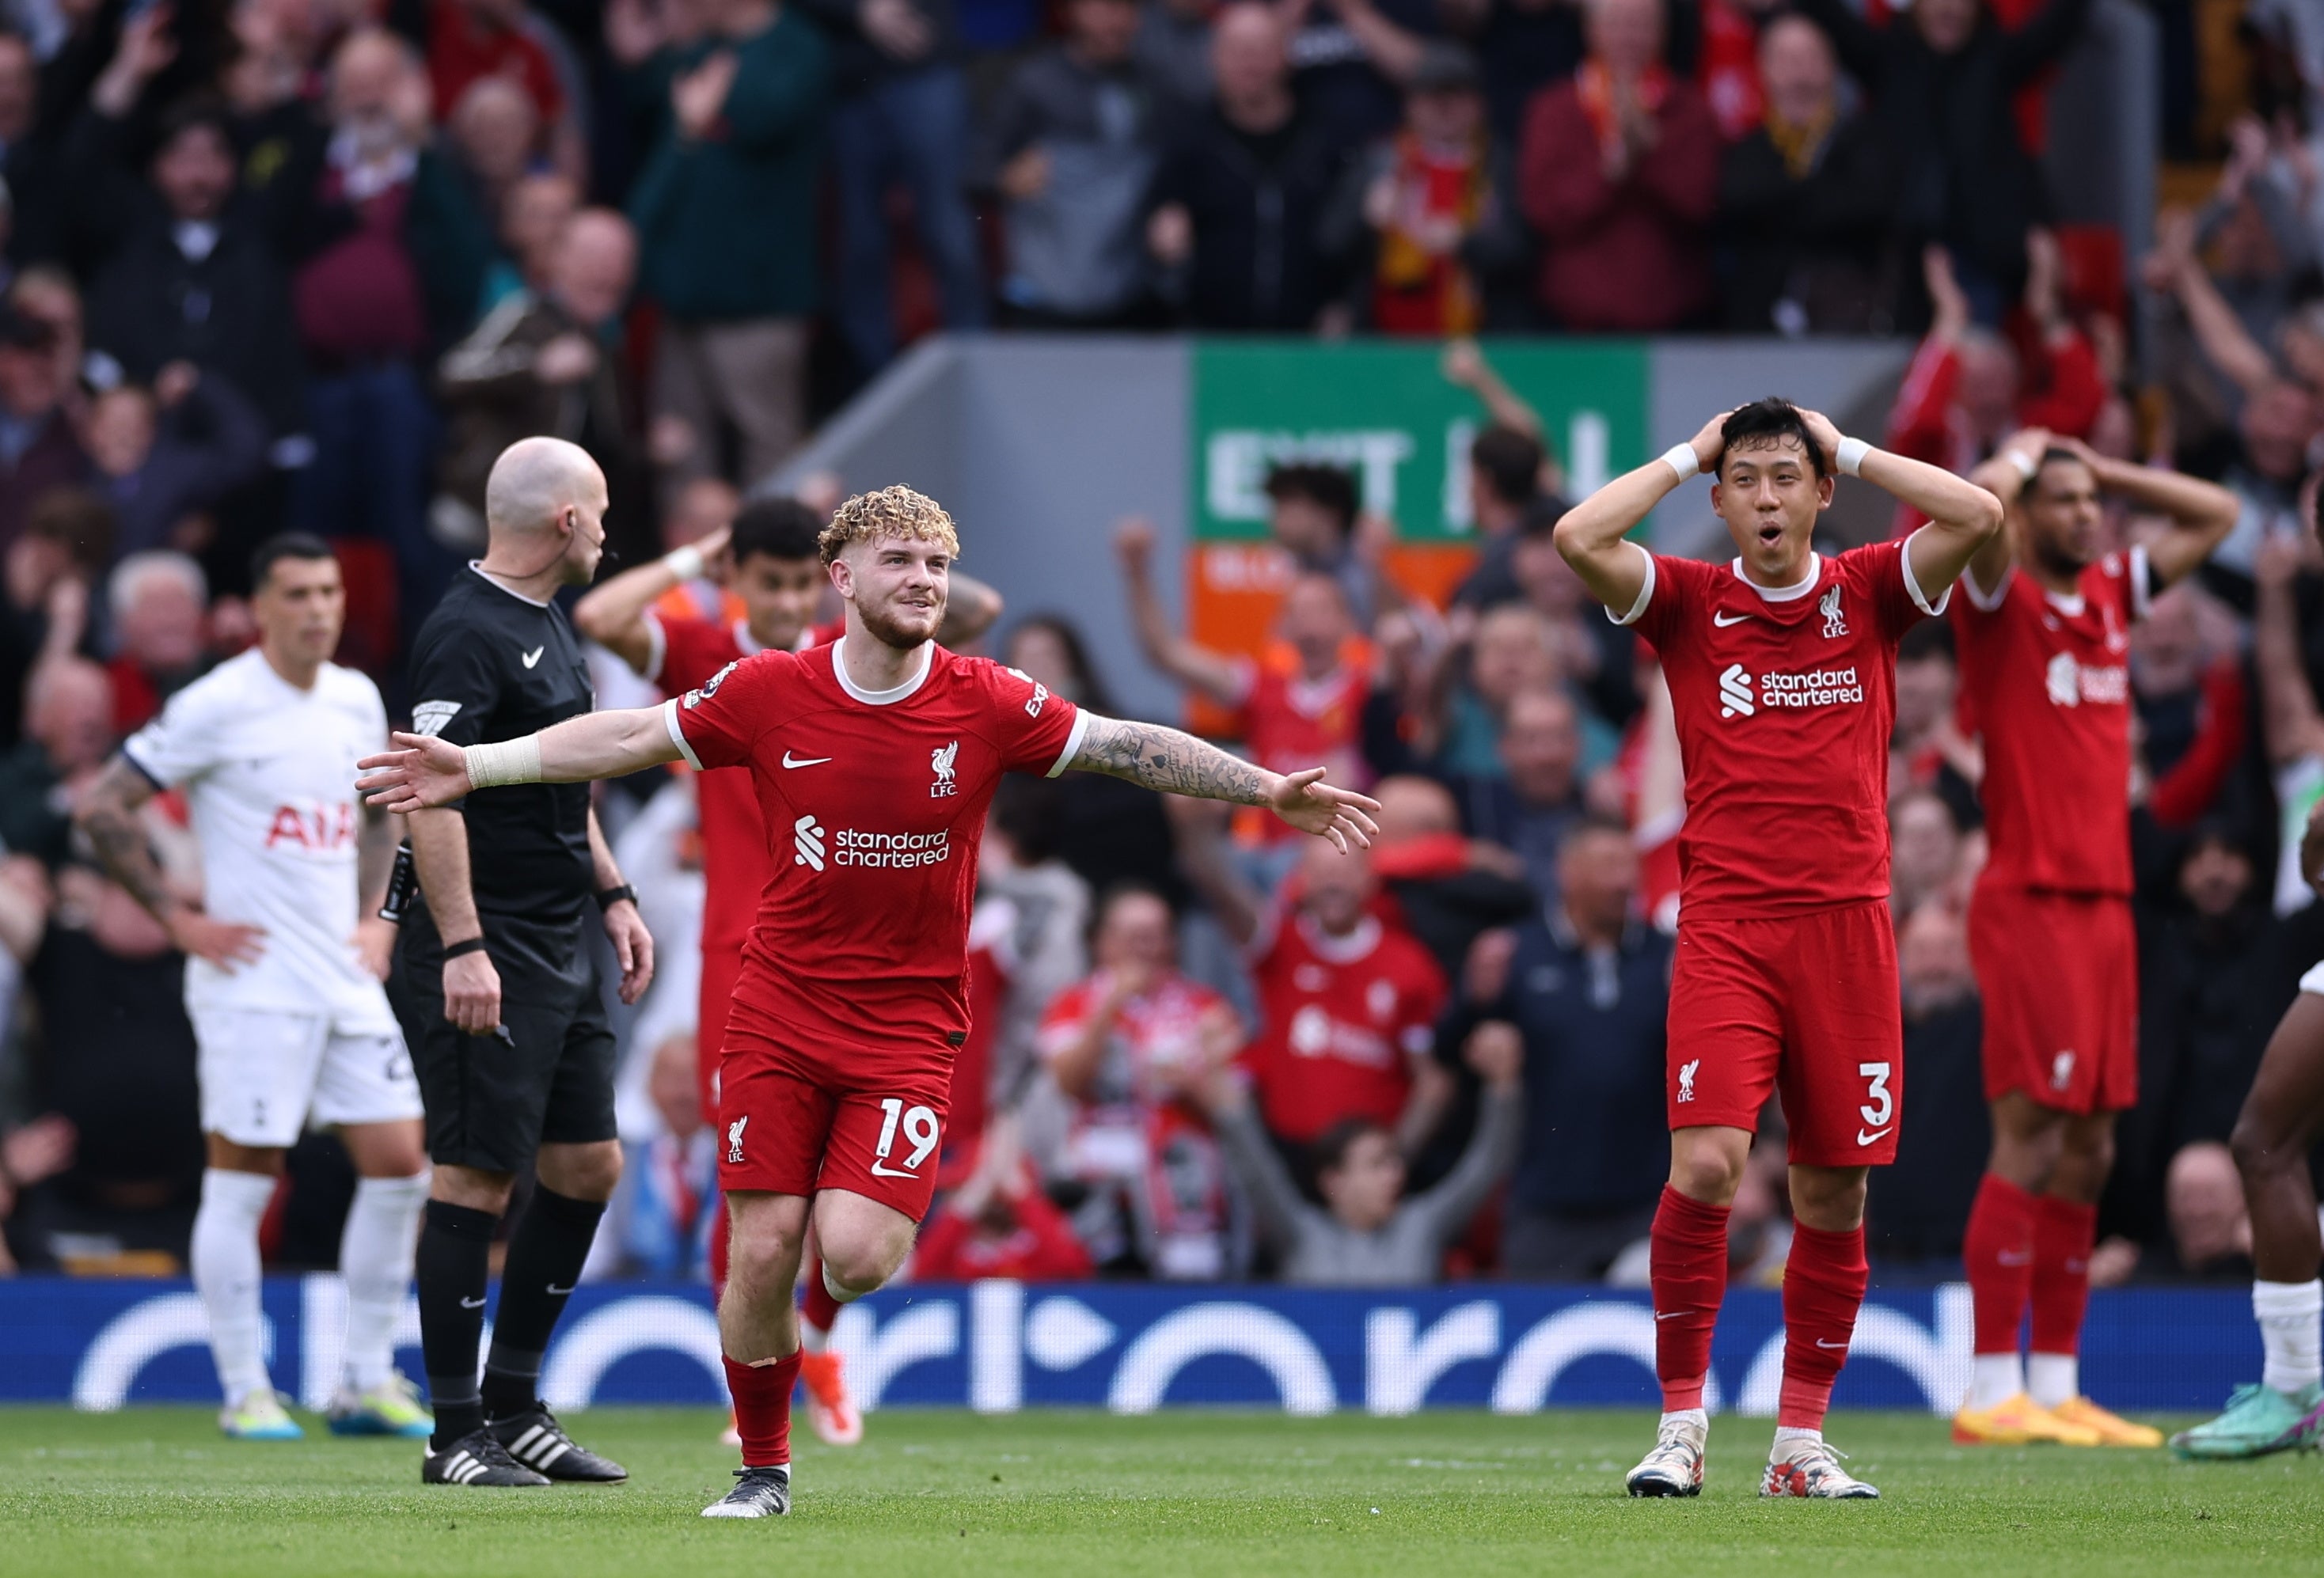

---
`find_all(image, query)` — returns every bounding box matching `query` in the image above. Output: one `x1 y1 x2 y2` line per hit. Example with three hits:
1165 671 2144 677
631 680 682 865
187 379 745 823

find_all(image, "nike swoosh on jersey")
545 1284 575 1296
1856 1127 1893 1146
1712 610 1753 627
521 647 545 668
868 1163 921 1178
1815 1337 1849 1349
460 1295 486 1309
781 753 834 768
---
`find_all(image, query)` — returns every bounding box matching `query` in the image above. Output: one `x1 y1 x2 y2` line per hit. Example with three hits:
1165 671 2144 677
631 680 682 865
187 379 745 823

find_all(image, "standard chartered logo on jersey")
1718 664 1865 720
792 814 951 872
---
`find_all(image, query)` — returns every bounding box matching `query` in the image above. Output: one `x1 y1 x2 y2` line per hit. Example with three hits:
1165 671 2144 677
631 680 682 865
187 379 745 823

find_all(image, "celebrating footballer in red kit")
1555 400 2004 1500
1946 432 2236 1447
359 485 1381 1520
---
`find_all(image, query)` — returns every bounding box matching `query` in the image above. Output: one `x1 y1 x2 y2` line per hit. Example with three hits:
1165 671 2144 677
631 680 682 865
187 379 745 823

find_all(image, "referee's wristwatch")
595 884 638 912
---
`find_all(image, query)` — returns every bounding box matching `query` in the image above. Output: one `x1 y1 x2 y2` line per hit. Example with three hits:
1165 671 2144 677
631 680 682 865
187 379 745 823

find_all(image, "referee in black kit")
391 437 654 1488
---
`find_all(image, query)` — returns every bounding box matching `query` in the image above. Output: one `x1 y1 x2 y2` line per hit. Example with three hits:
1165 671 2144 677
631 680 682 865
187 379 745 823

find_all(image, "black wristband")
442 936 488 961
595 884 637 911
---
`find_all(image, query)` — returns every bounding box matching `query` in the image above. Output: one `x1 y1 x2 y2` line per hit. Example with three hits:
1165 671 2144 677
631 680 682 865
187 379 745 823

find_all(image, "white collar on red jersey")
830 635 932 706
1726 553 1822 601
1296 910 1383 964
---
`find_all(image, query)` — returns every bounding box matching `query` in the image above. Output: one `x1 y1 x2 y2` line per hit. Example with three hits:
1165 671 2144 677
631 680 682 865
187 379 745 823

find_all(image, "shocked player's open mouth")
1757 524 1785 547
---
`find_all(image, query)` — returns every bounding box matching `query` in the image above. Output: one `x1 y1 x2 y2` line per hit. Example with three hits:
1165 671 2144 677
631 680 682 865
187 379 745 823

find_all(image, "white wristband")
1660 443 1700 483
2007 449 2039 482
463 736 544 791
664 544 705 582
1836 436 1871 477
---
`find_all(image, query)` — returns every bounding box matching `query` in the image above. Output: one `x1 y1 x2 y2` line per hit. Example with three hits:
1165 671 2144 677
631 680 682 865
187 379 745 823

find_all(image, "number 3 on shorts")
1856 1062 1893 1128
871 1098 940 1178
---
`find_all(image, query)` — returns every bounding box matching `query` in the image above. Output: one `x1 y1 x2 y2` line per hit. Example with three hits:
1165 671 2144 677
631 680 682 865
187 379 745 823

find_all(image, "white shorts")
192 1007 423 1147
2303 962 2324 998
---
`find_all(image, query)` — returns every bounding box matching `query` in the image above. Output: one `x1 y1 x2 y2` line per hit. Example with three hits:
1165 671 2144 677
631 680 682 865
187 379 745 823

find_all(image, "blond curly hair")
817 484 962 565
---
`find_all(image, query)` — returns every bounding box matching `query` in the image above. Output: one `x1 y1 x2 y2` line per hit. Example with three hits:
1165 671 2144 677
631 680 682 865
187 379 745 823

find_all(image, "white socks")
799 1319 830 1354
1658 1408 1707 1440
192 1168 279 1405
1968 1352 2024 1410
1771 1426 1823 1459
339 1172 429 1394
2026 1352 2078 1409
2255 1279 2324 1397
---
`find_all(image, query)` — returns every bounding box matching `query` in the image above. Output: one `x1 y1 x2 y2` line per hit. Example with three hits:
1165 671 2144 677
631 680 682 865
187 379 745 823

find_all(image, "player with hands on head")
360 484 1377 1521
1949 428 2237 1450
1555 398 2002 1501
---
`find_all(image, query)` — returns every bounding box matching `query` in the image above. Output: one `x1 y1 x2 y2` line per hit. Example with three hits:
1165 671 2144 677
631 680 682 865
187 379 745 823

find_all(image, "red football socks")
723 1352 802 1468
2029 1193 2098 1357
801 1264 842 1337
1777 1220 1868 1429
1964 1172 2037 1355
1650 1185 1731 1411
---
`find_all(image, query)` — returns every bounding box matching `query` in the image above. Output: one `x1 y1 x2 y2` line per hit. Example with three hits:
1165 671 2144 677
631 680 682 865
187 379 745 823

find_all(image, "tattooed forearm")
73 757 176 920
1067 715 1274 804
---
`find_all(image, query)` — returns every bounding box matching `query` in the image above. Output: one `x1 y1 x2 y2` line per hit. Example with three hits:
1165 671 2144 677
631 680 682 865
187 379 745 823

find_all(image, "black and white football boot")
423 1428 551 1487
488 1405 629 1482
701 1466 792 1519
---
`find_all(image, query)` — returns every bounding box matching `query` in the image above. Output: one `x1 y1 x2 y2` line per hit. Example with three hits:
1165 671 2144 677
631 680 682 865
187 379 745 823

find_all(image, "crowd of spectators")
0 0 2316 1294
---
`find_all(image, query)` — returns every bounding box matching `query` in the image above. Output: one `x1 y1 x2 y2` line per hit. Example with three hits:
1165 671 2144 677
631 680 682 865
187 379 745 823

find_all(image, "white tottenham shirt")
123 648 399 1030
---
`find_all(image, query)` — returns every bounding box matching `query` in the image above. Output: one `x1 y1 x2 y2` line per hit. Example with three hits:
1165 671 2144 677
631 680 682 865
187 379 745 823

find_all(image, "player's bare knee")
820 1238 906 1300
432 1163 516 1214
537 1140 622 1202
2230 1113 2292 1183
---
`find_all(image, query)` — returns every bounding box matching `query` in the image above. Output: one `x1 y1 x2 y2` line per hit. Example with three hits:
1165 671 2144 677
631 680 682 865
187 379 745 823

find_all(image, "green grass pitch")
2 1406 2318 1577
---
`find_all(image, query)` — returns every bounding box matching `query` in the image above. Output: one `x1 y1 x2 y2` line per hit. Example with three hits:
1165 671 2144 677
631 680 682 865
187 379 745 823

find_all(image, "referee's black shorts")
392 909 617 1172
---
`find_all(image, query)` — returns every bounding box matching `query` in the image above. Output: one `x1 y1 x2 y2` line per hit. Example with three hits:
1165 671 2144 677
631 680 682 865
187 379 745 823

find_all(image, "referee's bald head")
484 437 610 584
486 437 606 539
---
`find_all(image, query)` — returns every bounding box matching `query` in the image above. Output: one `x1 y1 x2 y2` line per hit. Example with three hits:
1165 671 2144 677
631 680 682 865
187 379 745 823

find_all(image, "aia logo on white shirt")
265 802 356 852
1718 666 1756 718
930 739 959 798
1820 586 1848 639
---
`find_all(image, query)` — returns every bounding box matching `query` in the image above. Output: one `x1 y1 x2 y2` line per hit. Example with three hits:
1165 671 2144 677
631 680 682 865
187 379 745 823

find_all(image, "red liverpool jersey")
663 638 1084 1049
646 613 845 950
1622 540 1944 921
1953 549 2147 896
1240 910 1446 1144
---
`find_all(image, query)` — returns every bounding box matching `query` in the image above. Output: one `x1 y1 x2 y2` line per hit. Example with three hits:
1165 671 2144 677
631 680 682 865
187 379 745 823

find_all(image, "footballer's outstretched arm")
1798 407 2003 593
1553 409 1731 613
357 707 682 813
1065 713 1380 851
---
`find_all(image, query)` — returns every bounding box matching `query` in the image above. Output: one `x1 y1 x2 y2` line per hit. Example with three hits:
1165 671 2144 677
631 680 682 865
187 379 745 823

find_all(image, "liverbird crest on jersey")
1819 585 1848 639
727 1115 748 1163
930 739 959 798
1677 1059 1699 1103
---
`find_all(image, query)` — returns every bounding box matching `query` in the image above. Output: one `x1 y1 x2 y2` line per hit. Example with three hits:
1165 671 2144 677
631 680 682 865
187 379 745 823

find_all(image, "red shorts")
1969 882 2137 1114
1665 900 1903 1166
696 939 746 1127
716 1014 954 1220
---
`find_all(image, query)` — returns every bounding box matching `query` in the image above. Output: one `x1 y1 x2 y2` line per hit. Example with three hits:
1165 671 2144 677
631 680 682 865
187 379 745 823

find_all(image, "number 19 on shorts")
871 1098 940 1178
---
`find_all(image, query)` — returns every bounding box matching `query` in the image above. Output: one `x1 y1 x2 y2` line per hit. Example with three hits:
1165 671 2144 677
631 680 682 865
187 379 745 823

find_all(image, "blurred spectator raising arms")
1885 240 2106 533
1171 797 1453 1159
1517 0 1720 332
1198 1019 1523 1286
0 298 88 550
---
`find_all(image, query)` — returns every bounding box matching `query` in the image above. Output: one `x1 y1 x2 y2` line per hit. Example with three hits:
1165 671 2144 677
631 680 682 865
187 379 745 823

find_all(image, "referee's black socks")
417 1200 499 1448
481 1185 607 1422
